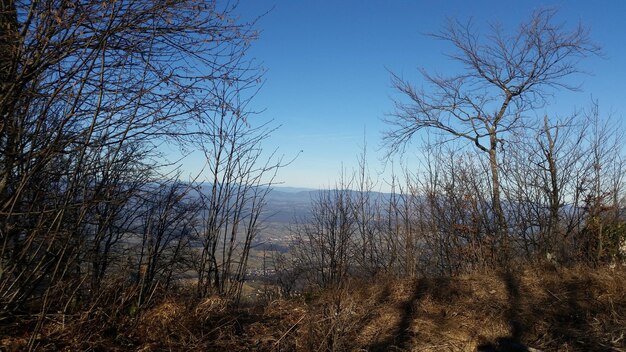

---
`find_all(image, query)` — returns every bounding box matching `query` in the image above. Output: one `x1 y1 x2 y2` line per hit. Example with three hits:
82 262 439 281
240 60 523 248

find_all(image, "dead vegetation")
2 264 624 351
356 265 626 351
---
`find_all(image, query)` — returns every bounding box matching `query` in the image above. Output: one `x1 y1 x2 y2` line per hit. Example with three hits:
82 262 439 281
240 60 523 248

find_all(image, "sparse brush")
4 265 626 351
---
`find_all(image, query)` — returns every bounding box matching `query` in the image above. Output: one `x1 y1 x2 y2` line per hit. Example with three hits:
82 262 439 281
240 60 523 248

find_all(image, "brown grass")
355 265 626 351
4 265 626 351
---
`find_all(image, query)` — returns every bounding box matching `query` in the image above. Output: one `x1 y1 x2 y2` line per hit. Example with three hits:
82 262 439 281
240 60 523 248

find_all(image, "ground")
3 264 625 351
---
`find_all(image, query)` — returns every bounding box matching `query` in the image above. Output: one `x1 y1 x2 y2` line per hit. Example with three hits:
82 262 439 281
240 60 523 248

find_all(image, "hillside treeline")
281 108 625 294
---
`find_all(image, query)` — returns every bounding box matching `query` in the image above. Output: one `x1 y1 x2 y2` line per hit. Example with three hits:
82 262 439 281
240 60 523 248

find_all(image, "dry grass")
355 265 626 351
4 265 626 351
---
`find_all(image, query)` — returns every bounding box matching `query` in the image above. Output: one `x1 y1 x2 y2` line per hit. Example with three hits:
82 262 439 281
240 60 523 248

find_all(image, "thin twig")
273 314 306 350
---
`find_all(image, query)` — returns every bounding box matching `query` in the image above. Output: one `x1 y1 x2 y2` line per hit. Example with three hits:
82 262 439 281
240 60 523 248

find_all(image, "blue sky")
182 1 626 190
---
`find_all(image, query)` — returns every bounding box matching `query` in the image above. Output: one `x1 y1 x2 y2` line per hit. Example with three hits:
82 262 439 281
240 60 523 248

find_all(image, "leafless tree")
271 249 301 298
193 80 283 301
379 172 423 277
134 181 199 307
411 145 496 274
0 0 264 331
579 103 625 262
385 8 600 263
501 112 589 262
351 144 386 276
293 175 356 289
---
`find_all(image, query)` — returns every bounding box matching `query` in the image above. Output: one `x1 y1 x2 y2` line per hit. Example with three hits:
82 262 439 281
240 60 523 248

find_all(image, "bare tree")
352 144 386 276
194 80 283 301
271 249 301 298
580 103 625 263
385 8 599 263
380 172 424 277
293 175 355 289
0 0 262 330
134 181 199 307
501 112 590 262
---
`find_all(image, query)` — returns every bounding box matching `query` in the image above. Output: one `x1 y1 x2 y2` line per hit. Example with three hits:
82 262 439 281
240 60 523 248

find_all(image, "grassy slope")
353 266 626 351
4 265 625 351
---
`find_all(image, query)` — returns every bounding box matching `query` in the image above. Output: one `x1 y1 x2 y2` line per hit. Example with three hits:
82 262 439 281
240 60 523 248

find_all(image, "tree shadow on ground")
363 268 624 352
477 269 616 352
367 277 431 351
537 276 609 351
477 270 532 352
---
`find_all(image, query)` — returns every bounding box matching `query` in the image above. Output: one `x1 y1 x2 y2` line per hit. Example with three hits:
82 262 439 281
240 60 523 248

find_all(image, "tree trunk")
0 0 18 199
489 134 508 264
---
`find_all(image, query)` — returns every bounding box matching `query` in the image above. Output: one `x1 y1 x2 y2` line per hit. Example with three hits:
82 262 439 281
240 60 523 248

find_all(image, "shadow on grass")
538 276 605 351
477 270 531 352
478 269 615 352
367 277 430 351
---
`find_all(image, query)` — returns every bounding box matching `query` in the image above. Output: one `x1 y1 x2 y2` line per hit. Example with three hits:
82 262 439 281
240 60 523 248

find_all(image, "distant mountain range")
263 186 392 224
263 187 317 223
190 183 393 224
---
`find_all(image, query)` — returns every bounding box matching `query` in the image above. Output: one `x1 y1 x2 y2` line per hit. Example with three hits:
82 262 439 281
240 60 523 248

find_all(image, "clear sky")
182 1 626 190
